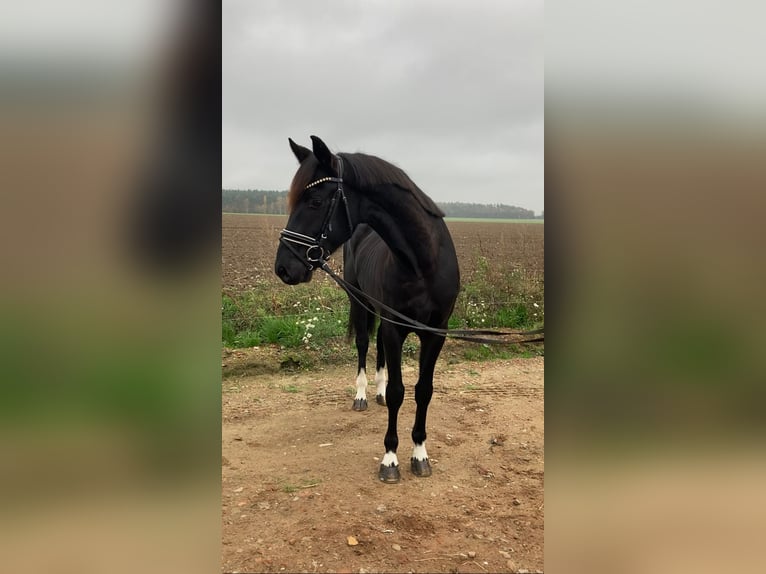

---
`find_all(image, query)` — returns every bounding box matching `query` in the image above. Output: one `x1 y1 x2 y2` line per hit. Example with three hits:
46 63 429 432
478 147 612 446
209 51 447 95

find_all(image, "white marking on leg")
374 368 387 398
354 368 368 400
412 442 428 461
381 451 399 467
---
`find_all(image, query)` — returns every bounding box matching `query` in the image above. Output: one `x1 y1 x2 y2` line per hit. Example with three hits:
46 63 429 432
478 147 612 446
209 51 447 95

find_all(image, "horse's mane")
288 151 444 218
341 153 444 217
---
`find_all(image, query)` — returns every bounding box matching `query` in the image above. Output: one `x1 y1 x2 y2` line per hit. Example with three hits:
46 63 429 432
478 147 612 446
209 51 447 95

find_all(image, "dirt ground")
222 352 544 574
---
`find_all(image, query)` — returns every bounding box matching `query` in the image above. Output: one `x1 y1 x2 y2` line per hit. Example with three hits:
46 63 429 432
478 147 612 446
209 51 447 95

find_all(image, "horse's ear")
310 135 334 166
288 138 311 163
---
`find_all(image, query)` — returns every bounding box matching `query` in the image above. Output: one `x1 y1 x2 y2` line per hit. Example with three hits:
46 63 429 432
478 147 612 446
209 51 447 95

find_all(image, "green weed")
281 478 322 493
260 317 302 346
462 343 543 362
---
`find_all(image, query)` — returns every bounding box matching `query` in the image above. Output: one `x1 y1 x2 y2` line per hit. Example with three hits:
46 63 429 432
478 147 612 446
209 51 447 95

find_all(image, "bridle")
279 156 353 271
278 155 544 344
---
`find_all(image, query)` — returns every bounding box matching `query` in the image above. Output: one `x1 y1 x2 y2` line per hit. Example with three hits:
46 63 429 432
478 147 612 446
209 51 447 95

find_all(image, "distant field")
222 212 543 224
445 217 543 224
221 211 284 216
222 213 543 293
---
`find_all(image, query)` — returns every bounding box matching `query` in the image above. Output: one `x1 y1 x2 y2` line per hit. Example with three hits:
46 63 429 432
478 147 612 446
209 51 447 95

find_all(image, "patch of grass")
232 331 262 347
463 344 515 362
516 347 542 359
222 285 349 349
280 384 301 393
493 303 529 328
461 342 543 362
260 317 302 346
450 259 543 333
402 335 419 357
222 320 236 346
281 478 322 493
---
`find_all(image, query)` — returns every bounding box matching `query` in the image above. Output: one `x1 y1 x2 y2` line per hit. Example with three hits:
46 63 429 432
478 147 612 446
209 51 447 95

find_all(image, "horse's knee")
414 381 433 404
385 381 404 408
355 337 369 357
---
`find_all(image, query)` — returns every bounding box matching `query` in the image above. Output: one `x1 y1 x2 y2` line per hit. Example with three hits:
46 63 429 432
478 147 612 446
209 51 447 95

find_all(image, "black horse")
274 136 460 483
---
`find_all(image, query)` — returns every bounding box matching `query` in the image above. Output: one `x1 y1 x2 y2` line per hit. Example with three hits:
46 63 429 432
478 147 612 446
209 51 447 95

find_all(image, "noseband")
279 156 353 270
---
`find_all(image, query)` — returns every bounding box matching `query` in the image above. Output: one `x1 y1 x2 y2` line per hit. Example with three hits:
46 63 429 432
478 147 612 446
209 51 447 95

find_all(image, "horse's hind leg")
410 332 445 478
378 322 407 483
351 304 371 411
374 323 387 406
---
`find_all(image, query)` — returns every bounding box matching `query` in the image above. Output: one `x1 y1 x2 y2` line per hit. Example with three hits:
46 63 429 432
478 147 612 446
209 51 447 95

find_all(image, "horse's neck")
358 186 440 277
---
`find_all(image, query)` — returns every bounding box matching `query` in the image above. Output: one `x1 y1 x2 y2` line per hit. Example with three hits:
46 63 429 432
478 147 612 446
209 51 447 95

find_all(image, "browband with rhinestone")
304 176 340 190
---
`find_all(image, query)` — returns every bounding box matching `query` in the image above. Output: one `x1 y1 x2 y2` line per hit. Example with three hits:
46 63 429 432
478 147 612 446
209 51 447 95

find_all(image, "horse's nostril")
277 265 289 280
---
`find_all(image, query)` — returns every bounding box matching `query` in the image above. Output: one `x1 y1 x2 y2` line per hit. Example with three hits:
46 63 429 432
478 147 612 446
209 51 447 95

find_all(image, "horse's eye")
309 197 323 209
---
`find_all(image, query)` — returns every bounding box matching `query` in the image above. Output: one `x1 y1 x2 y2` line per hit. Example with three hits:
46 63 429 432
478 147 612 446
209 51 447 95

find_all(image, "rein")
319 260 543 344
279 157 543 345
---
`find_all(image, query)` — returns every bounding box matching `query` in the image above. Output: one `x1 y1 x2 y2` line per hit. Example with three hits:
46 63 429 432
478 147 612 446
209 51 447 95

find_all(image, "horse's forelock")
287 156 319 211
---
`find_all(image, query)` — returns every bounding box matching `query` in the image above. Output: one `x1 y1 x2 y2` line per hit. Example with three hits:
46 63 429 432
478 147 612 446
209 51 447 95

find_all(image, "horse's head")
274 136 356 285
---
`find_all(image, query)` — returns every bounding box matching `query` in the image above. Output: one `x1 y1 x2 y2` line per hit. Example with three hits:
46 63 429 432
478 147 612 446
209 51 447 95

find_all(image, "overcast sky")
223 0 543 214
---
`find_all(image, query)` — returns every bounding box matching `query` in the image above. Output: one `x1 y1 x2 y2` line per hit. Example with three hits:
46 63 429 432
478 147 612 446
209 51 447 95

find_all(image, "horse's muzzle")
275 260 312 285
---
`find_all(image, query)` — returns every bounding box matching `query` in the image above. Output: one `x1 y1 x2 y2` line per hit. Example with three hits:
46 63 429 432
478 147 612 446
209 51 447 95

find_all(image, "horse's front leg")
410 332 445 477
378 323 406 483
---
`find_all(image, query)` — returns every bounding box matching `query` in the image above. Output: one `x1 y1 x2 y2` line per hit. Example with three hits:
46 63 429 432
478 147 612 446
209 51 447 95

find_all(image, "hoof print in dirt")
410 458 432 477
375 394 386 406
352 398 368 411
378 464 401 483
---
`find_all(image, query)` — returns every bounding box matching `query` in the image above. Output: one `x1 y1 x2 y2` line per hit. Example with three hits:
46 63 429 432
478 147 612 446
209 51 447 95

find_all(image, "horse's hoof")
378 464 401 483
410 458 432 477
352 398 368 411
375 394 386 406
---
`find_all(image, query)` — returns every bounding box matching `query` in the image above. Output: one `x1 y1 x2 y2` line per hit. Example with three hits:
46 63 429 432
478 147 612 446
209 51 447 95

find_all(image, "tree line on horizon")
223 189 542 219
